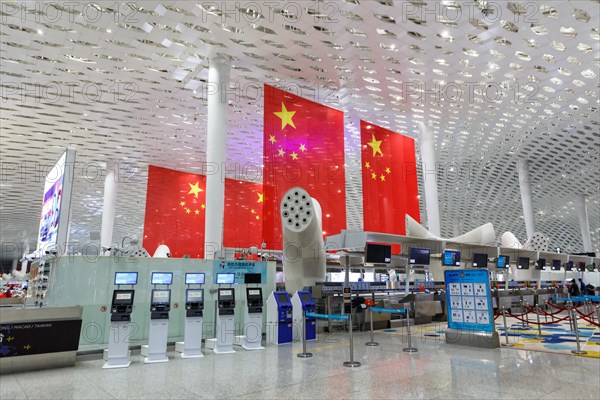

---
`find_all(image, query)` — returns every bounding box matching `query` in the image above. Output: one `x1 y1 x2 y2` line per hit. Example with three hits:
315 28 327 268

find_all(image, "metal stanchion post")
521 301 530 329
596 305 600 326
570 304 587 355
343 314 361 367
501 307 514 347
544 300 548 323
568 301 574 331
365 307 379 347
535 305 542 340
297 310 313 358
587 300 594 324
403 303 417 353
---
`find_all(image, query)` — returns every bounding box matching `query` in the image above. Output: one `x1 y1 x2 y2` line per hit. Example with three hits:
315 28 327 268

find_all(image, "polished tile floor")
1 329 599 399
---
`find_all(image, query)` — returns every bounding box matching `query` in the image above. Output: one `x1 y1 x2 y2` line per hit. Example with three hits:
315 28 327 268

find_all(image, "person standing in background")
578 278 587 296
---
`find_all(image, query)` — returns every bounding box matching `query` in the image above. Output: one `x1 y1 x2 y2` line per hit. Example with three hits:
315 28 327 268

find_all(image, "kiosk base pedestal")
445 328 500 349
102 348 132 368
102 321 133 369
141 345 169 363
175 341 204 358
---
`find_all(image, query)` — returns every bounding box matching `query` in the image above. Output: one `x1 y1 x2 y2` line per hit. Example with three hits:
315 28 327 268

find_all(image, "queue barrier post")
297 309 313 358
306 312 360 368
501 307 513 347
365 305 379 347
535 304 542 340
569 302 587 355
402 303 417 353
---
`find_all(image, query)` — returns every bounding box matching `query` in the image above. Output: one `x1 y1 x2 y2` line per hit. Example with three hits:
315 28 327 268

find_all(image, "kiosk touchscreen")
292 290 316 341
213 288 236 354
246 288 263 313
150 289 171 317
241 287 264 350
185 289 204 317
111 290 135 321
103 272 137 369
266 291 293 345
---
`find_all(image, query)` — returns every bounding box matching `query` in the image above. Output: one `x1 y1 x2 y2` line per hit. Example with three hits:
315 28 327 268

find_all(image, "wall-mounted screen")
472 253 488 268
565 261 574 271
218 288 234 301
409 247 430 266
551 259 561 271
365 243 392 264
112 290 135 305
216 273 235 284
114 272 138 285
536 258 546 270
185 273 205 285
186 289 203 302
577 261 586 272
151 289 171 304
442 250 461 266
151 272 173 285
276 293 289 304
517 257 530 270
244 273 262 284
496 255 509 268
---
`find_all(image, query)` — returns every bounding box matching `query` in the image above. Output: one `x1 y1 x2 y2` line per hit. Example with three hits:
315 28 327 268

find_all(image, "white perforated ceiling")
0 1 599 260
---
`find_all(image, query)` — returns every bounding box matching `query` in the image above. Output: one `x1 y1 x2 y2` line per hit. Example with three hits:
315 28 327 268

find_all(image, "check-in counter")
521 289 535 306
535 288 556 307
0 306 83 374
496 289 522 311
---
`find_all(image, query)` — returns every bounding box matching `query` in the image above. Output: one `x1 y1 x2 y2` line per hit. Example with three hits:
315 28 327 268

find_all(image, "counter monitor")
577 261 586 272
409 247 431 266
496 255 509 268
365 243 392 264
151 272 173 285
536 258 546 270
442 250 461 266
185 273 205 285
244 273 262 284
216 273 235 284
186 289 203 302
517 257 530 270
472 253 488 268
565 261 574 271
551 259 561 271
114 272 138 285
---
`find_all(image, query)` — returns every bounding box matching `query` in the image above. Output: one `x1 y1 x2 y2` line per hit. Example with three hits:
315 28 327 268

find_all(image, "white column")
417 122 441 236
575 194 593 252
452 217 463 237
100 163 118 255
204 56 230 259
11 258 18 274
517 159 536 240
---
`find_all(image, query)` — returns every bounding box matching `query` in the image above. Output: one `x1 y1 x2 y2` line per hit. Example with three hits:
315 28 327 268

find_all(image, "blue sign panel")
213 260 267 284
445 269 494 333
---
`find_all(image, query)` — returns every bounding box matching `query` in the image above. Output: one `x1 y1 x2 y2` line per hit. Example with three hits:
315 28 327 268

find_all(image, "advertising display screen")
365 243 392 264
185 273 205 285
216 273 235 284
517 257 530 270
244 273 262 284
151 289 171 304
186 289 203 302
472 253 488 268
114 272 138 285
151 272 173 285
112 290 135 305
443 250 461 266
218 289 234 301
409 247 430 266
551 259 561 271
496 255 509 268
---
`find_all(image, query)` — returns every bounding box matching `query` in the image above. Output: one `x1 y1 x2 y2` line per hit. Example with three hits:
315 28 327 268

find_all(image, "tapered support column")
204 56 230 259
100 163 117 254
417 122 440 236
517 159 535 240
575 194 593 252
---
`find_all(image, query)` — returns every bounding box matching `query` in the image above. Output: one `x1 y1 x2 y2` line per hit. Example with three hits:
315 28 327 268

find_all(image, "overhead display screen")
244 273 262 284
496 255 509 268
185 273 205 285
409 247 430 266
443 250 461 266
551 259 561 271
114 272 138 285
365 243 392 264
216 273 235 284
151 272 173 285
472 253 488 268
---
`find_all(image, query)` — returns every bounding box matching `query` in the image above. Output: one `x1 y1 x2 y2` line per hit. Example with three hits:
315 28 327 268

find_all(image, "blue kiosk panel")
274 291 293 344
297 290 316 341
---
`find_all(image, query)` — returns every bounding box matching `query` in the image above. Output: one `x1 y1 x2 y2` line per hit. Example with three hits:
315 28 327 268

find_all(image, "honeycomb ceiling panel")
0 1 598 261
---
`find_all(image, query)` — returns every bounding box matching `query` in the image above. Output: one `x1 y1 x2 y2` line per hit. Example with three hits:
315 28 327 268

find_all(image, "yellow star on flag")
186 208 191 214
269 135 277 144
179 201 185 207
195 209 200 215
257 193 264 203
365 161 371 169
188 181 203 198
290 151 298 160
274 102 296 129
251 209 256 214
256 215 260 220
24 344 31 351
201 203 206 209
380 174 386 182
371 172 377 180
367 134 383 157
386 167 391 174
277 148 285 157
299 143 307 152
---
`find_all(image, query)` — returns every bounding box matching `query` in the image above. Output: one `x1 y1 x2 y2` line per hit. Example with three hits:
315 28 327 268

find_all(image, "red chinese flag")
360 120 420 235
143 166 206 258
263 84 346 248
223 178 263 249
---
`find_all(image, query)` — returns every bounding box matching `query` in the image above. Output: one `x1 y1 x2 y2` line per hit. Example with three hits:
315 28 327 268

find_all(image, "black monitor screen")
185 273 205 285
186 289 203 302
216 273 235 284
536 258 546 270
409 247 430 266
496 255 509 268
472 253 488 268
151 272 173 285
300 292 313 304
577 262 586 272
276 293 289 304
218 288 234 301
551 259 561 270
442 250 461 266
151 289 171 304
247 288 262 299
112 289 135 305
517 257 530 270
114 272 138 285
365 243 392 264
244 273 262 284
380 274 389 282
565 261 574 271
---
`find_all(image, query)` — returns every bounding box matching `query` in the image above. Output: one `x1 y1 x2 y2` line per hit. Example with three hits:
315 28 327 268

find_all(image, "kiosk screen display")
185 273 205 285
276 293 289 304
472 253 488 268
244 273 261 284
551 259 561 270
577 261 586 272
496 255 509 268
216 273 235 284
409 247 431 266
442 250 461 266
365 243 392 264
112 290 135 305
186 289 203 302
565 261 574 271
300 292 312 304
218 289 234 301
517 257 530 269
151 289 170 304
536 258 546 270
248 289 261 297
151 272 173 285
114 272 138 285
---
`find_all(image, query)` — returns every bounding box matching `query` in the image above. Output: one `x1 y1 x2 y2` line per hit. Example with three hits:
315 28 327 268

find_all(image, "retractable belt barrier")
306 312 348 320
304 313 360 367
365 307 416 353
371 307 407 314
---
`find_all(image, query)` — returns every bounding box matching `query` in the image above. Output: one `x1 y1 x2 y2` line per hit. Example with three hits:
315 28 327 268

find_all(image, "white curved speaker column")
280 187 326 294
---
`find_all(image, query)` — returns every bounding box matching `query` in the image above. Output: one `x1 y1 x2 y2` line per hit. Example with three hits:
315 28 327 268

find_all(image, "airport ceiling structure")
0 0 599 261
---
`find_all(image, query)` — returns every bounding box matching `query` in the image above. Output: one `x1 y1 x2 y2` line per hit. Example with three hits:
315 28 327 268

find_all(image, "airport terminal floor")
1 329 599 400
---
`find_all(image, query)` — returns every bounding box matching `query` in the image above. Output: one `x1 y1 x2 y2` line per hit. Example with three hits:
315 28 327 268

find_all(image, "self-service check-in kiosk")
142 272 172 363
213 273 236 354
176 273 205 358
292 290 316 341
103 272 137 368
242 287 264 350
266 291 293 345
